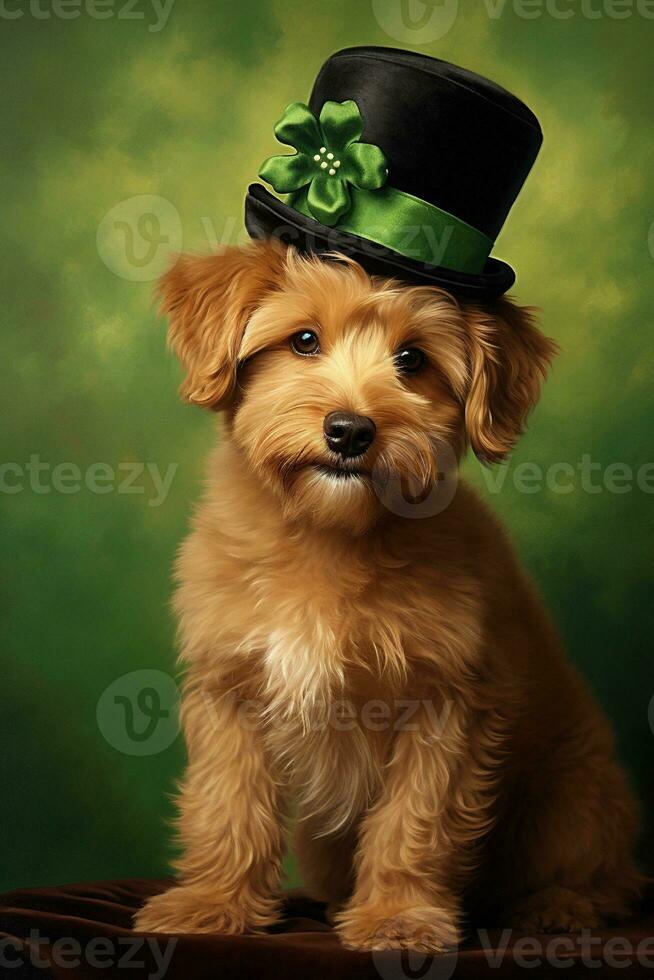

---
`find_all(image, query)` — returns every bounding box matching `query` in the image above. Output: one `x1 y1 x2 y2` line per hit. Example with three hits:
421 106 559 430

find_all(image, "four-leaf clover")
259 100 388 226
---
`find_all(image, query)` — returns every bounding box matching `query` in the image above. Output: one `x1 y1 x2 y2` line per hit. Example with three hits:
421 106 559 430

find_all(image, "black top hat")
245 46 543 299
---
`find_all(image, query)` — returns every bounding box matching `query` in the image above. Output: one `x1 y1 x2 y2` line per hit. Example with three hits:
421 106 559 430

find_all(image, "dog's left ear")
461 297 558 463
159 240 287 410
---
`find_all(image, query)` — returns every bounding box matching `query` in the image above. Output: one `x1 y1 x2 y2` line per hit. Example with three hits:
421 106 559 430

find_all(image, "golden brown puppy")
134 240 642 951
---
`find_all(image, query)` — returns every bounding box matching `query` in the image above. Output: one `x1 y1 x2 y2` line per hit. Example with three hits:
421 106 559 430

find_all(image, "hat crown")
309 46 543 241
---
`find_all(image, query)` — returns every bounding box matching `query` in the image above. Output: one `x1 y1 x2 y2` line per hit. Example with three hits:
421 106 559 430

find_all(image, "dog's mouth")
284 455 371 481
312 462 370 480
279 456 373 488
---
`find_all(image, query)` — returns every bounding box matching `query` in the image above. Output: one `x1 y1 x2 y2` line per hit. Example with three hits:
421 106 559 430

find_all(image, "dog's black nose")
323 412 376 458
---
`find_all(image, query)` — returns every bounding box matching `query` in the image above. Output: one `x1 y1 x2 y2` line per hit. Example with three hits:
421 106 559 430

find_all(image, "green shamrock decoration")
259 100 389 227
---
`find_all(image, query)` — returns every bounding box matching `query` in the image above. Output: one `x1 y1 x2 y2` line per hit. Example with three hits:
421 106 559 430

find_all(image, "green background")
1 0 652 893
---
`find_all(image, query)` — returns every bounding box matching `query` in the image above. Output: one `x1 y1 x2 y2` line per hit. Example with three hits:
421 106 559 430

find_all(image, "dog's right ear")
461 297 558 463
159 240 287 410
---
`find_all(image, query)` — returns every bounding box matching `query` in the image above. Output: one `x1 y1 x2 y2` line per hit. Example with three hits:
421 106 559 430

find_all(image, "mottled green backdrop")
2 0 653 892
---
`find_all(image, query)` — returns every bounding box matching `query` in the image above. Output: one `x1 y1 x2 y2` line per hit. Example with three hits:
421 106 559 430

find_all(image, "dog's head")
161 241 557 532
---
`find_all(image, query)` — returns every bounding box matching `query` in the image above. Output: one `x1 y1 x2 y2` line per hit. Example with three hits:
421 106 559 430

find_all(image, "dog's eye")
394 347 426 375
291 330 320 357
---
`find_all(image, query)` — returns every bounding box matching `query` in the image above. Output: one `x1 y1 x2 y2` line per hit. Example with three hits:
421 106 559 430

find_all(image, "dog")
134 239 642 951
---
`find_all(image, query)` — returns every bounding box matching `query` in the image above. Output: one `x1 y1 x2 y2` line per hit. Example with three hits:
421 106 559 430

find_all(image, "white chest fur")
260 622 384 835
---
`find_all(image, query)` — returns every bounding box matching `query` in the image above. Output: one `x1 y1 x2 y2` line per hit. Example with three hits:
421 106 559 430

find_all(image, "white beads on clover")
314 148 341 176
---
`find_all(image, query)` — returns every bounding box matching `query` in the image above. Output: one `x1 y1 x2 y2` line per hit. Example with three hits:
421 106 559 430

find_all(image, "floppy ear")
159 240 287 409
461 297 558 463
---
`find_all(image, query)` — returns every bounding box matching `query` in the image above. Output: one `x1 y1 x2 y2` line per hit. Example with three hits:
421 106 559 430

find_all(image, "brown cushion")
1 878 653 979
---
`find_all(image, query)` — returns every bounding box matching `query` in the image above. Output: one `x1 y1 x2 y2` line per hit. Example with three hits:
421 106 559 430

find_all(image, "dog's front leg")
337 700 501 953
134 680 284 935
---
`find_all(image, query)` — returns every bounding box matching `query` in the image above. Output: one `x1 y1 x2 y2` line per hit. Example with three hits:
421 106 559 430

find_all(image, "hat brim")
245 184 515 300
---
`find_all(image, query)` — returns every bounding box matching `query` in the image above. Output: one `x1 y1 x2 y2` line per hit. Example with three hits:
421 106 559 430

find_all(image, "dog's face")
161 241 556 533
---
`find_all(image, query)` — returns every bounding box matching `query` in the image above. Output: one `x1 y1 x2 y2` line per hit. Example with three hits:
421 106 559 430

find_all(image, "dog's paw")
507 886 604 934
337 904 460 953
134 885 267 935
